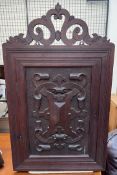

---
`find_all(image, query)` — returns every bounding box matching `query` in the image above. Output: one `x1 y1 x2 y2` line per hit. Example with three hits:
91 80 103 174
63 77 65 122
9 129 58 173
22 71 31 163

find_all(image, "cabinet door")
3 49 113 171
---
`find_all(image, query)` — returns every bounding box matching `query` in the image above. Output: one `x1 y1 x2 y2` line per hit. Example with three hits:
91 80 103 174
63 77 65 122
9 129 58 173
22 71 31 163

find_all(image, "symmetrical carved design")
6 3 110 46
32 72 88 153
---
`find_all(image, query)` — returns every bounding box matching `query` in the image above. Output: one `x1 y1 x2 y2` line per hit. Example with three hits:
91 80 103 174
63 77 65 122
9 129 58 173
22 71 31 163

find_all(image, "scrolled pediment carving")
6 3 110 46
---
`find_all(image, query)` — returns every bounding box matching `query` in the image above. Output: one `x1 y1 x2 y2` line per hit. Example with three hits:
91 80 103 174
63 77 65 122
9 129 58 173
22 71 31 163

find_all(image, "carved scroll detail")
6 3 110 46
32 73 88 153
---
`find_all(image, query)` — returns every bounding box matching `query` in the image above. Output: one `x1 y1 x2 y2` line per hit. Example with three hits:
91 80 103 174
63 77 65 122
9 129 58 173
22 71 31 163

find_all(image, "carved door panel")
3 3 114 172
4 51 106 171
27 68 91 155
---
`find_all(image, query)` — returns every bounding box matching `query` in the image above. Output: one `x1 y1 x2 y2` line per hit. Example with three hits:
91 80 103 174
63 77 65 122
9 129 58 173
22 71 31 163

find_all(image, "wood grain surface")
0 133 101 175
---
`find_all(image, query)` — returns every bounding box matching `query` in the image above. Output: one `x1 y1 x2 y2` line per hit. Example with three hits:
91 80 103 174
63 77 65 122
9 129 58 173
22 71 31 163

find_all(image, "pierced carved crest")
6 3 110 46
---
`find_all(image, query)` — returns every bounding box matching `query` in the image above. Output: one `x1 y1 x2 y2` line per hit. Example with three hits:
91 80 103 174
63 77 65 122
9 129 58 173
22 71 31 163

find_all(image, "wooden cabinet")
109 96 117 131
2 3 114 172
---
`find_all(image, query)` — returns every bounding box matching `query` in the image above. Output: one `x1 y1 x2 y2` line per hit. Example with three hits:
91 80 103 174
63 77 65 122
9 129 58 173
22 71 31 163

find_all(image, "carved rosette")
32 72 88 153
6 3 110 46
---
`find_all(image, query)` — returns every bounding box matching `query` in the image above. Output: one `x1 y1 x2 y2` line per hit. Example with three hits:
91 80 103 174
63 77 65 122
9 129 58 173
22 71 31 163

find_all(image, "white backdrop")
108 0 117 94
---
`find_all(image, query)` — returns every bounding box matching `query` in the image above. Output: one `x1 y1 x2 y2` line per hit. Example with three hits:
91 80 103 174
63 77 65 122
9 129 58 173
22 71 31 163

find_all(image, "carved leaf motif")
55 3 61 13
6 33 27 45
53 74 66 86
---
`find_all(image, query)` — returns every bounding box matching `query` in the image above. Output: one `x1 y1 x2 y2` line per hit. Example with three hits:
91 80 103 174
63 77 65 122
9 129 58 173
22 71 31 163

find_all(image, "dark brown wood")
5 3 110 47
2 3 114 172
0 65 4 79
0 133 102 175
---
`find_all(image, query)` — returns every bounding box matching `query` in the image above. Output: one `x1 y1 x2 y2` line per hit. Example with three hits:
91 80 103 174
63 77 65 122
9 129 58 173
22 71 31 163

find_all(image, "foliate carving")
6 33 27 45
32 72 89 153
6 3 110 46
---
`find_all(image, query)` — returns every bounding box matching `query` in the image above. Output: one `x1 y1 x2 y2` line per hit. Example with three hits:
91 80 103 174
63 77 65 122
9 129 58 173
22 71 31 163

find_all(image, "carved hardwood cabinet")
3 3 114 172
